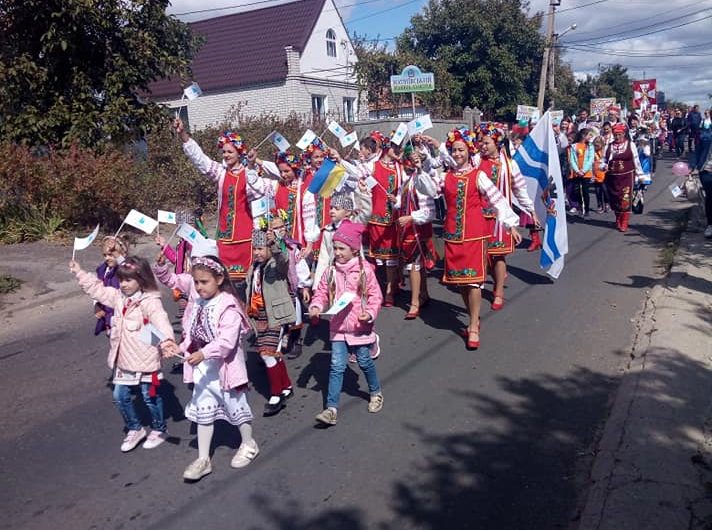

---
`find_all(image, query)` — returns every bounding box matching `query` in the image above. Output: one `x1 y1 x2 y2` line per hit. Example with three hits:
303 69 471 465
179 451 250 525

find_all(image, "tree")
596 64 632 106
351 35 402 118
396 0 544 119
0 0 202 148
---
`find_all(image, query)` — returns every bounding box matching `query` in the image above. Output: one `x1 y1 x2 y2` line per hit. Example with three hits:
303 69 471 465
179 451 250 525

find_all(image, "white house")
149 0 365 130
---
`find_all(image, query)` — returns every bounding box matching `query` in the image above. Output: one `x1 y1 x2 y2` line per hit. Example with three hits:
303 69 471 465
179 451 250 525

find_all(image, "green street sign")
390 65 435 93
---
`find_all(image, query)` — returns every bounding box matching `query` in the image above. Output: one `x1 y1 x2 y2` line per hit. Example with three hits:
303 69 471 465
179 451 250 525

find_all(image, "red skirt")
401 236 435 265
367 223 399 260
486 217 514 256
217 240 252 281
442 238 487 285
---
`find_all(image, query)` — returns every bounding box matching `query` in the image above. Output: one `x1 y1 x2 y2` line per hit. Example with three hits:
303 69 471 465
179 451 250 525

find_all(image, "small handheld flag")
72 224 100 260
157 210 176 224
122 209 158 235
339 131 358 148
390 123 408 146
270 132 291 152
407 114 433 136
307 158 346 198
139 322 167 347
183 82 202 101
296 129 318 150
327 121 347 139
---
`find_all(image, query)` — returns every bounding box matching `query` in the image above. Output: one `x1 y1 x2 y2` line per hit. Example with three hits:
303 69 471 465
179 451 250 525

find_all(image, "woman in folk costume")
257 151 319 259
364 131 403 307
603 123 644 232
302 138 331 260
424 129 520 350
396 145 437 320
476 124 537 311
173 118 270 282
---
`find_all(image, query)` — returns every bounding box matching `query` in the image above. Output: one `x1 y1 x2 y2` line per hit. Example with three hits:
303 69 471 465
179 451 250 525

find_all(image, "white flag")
73 224 100 252
390 122 408 146
124 209 158 234
251 197 270 218
183 82 202 101
157 210 176 224
271 131 291 153
512 111 569 279
176 222 207 245
296 129 317 150
139 322 167 346
328 121 347 138
406 114 433 136
340 131 358 148
192 237 219 258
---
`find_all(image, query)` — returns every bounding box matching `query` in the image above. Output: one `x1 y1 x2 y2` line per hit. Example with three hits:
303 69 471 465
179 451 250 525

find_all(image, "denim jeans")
326 341 381 409
112 383 166 432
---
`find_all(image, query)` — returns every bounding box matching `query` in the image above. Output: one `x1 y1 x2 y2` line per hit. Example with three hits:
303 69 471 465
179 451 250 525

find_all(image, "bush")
0 111 329 236
0 274 22 294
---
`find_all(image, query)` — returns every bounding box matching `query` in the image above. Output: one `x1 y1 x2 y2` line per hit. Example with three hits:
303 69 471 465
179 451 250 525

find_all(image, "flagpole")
253 131 275 151
159 225 180 257
71 247 76 261
113 221 126 239
175 94 185 119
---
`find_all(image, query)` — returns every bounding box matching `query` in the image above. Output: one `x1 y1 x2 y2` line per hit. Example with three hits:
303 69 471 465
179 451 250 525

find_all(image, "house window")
343 97 356 122
326 29 337 58
312 95 326 119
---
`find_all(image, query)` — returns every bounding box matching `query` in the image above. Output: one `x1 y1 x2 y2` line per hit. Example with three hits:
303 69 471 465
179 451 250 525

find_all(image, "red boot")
527 230 542 252
619 212 630 232
614 213 622 231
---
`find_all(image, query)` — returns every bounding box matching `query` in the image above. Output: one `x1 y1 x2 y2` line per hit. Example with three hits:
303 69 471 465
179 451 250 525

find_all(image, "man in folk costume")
257 150 319 259
396 144 437 320
364 131 403 307
174 118 270 283
476 123 537 311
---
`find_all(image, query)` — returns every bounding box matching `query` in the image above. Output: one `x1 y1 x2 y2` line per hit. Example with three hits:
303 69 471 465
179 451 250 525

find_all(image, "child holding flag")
309 220 384 426
93 235 129 337
70 256 177 452
154 252 259 481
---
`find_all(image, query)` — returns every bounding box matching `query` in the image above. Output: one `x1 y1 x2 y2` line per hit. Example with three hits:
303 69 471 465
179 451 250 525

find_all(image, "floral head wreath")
370 130 391 151
275 151 303 177
401 143 417 170
217 131 247 155
191 256 224 275
445 128 477 154
301 138 326 165
477 123 504 146
101 235 129 254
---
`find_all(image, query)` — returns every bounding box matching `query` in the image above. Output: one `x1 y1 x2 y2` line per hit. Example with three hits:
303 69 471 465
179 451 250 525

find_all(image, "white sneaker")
368 392 384 413
183 457 212 481
143 430 167 449
315 407 338 425
704 225 712 239
120 428 147 452
231 439 260 468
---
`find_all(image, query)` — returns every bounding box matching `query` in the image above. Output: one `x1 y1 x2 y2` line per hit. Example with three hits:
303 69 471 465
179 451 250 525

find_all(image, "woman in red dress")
173 118 269 282
425 129 521 349
604 123 643 232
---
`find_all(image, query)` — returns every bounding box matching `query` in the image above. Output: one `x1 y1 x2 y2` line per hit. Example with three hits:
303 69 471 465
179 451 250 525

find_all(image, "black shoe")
286 342 302 359
263 397 285 417
281 387 294 400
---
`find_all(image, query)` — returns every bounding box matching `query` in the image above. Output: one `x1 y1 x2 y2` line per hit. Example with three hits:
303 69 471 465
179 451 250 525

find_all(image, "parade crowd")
67 104 712 482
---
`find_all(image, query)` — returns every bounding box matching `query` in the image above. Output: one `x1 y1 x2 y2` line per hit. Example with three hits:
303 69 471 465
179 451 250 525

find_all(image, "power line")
347 0 423 24
173 0 387 18
562 45 712 58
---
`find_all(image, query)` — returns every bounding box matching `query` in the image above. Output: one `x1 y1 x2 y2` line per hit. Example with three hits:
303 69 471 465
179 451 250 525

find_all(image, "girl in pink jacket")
153 253 259 482
308 220 383 426
70 256 176 453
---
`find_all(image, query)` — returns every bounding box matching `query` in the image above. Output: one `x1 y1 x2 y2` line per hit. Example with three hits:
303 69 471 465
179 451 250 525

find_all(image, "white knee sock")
262 355 277 368
197 423 214 460
238 422 253 446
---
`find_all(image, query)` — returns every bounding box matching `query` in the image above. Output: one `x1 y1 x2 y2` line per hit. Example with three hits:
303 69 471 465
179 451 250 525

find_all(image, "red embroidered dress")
442 168 490 285
304 167 331 260
274 179 309 246
604 141 636 213
367 160 401 261
479 156 516 256
216 167 253 280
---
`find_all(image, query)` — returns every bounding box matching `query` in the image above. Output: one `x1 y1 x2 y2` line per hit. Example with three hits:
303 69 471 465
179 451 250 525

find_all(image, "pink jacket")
76 270 173 373
153 263 250 390
310 257 382 345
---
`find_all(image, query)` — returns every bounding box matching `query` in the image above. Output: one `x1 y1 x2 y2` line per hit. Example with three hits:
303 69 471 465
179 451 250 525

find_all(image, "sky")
167 0 712 106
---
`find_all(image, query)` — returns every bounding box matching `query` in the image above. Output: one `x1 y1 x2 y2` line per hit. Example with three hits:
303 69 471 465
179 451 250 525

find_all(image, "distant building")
149 0 365 129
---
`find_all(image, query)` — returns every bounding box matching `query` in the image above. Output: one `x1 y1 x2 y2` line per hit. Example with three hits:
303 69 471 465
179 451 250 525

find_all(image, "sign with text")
390 65 435 94
516 105 540 122
590 97 617 117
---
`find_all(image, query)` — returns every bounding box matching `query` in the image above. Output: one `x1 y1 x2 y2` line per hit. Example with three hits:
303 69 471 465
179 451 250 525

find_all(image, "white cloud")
527 0 712 105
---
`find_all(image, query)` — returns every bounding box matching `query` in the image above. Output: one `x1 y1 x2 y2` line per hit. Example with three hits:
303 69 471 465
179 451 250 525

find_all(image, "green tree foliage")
352 36 402 118
0 0 202 149
596 64 633 105
396 0 544 119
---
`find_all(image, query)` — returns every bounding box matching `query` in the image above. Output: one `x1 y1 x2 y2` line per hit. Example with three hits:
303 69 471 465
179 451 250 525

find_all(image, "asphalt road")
0 159 688 530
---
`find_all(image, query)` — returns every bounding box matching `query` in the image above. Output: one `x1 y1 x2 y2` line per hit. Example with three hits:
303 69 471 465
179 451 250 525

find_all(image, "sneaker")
143 430 167 449
231 439 260 468
368 392 384 413
315 407 338 425
120 428 147 452
370 333 381 360
568 207 578 214
704 225 712 239
183 457 212 481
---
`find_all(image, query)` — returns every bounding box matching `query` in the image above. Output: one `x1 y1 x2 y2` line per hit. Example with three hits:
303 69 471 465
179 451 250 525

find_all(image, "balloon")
672 161 689 177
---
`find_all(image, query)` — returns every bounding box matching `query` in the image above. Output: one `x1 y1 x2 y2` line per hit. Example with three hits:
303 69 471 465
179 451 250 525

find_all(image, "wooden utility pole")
537 0 557 113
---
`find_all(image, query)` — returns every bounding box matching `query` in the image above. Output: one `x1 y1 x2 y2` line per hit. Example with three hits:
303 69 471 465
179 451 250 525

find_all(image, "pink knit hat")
333 220 365 251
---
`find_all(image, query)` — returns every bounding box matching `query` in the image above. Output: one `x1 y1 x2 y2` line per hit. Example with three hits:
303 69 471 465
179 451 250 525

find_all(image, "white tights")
197 422 254 460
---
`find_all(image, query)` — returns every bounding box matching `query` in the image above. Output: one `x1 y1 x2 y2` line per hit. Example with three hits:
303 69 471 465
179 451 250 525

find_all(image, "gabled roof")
149 0 326 99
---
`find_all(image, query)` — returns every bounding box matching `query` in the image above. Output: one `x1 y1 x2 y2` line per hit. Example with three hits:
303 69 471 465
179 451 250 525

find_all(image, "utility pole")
536 0 557 113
